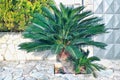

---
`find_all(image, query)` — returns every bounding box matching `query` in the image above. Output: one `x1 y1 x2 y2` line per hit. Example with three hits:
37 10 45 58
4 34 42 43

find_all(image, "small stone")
64 74 76 80
30 72 44 79
47 66 54 74
22 66 33 75
30 72 50 80
0 77 4 80
4 74 12 80
24 76 37 80
51 76 67 80
13 69 23 79
75 74 85 80
113 71 120 78
0 73 5 80
35 64 42 71
16 64 24 68
0 67 4 72
3 67 14 73
84 74 96 80
113 75 120 80
30 69 38 74
16 77 24 80
97 69 114 78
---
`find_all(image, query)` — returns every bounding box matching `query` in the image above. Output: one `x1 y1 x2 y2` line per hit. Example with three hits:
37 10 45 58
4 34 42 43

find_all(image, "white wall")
0 32 56 61
93 0 120 59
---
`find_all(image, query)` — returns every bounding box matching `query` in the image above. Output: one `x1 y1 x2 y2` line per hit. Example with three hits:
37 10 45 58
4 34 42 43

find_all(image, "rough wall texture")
0 60 120 80
93 0 120 59
0 32 56 61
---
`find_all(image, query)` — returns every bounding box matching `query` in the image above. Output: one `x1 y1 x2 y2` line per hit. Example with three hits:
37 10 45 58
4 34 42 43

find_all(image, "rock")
0 77 4 80
112 75 120 80
51 76 68 80
30 72 44 79
35 64 43 71
83 74 96 80
3 62 19 68
35 63 54 75
4 74 12 80
75 74 87 80
97 77 111 80
2 67 14 73
0 60 120 80
24 76 37 80
0 73 5 80
97 59 114 69
97 69 114 78
35 64 54 74
15 77 24 80
30 72 50 80
46 66 54 74
13 69 23 79
112 71 120 80
64 74 75 80
112 61 120 70
16 64 24 68
22 66 34 75
0 67 4 72
64 74 93 80
30 69 38 74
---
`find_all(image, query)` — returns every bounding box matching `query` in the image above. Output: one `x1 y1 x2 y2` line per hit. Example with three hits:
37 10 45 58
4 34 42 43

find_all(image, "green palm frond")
69 49 105 77
66 46 83 59
19 3 107 58
88 56 100 62
19 42 51 52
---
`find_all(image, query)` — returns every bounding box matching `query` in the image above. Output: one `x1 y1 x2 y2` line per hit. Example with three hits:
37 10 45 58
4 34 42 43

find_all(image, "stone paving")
0 59 120 80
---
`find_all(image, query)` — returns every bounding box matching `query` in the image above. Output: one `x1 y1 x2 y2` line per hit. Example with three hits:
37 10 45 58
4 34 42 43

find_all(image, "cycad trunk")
57 48 69 61
56 48 74 73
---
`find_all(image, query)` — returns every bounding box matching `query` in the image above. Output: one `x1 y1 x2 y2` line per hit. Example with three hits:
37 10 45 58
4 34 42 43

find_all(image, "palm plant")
19 3 106 58
19 3 107 74
68 49 105 77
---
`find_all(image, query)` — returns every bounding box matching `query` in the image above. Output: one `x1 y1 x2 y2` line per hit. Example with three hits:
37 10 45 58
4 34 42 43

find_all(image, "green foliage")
0 0 54 31
69 50 105 77
19 3 107 76
19 3 107 58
